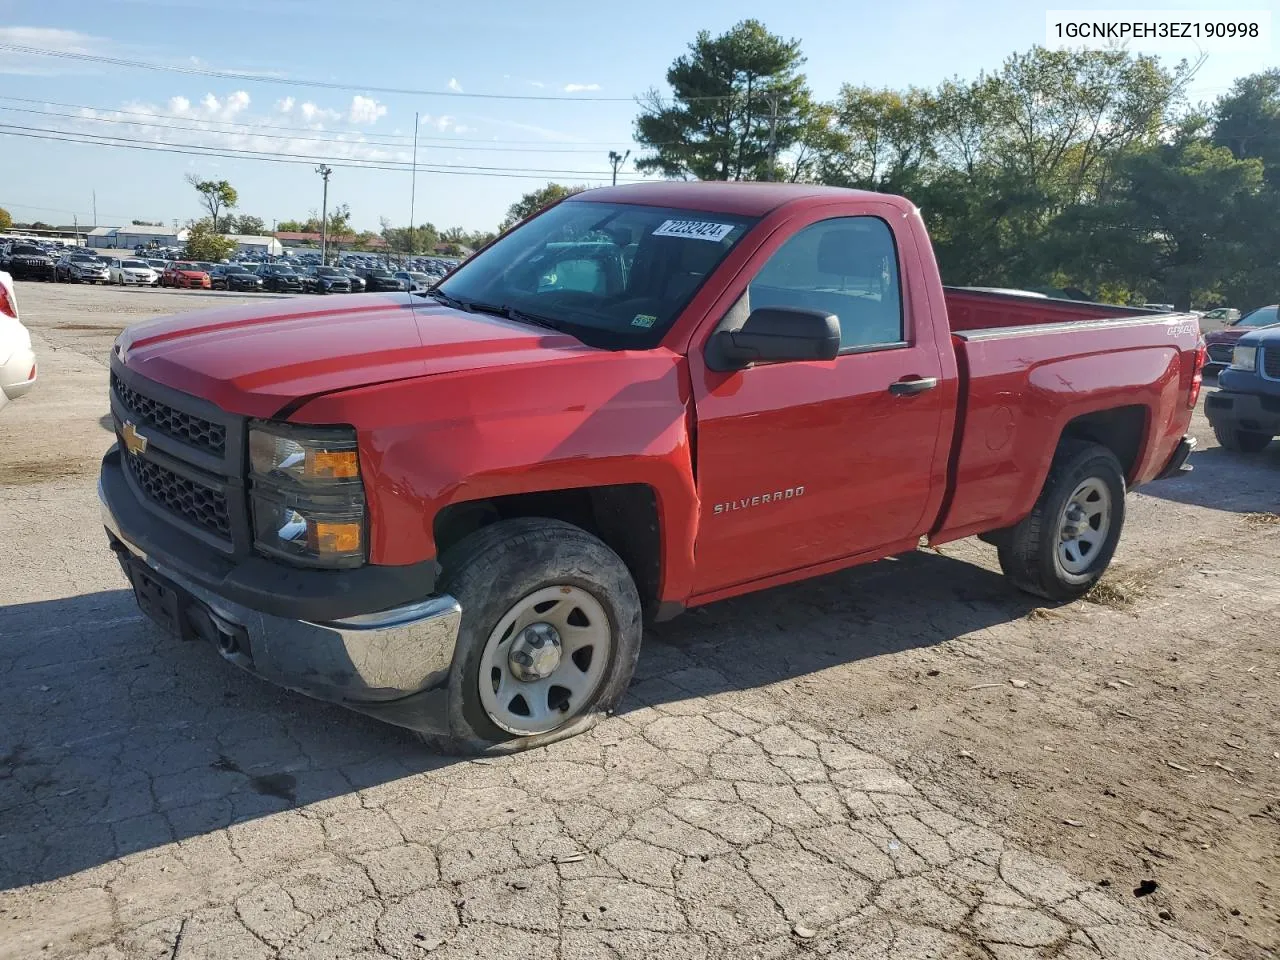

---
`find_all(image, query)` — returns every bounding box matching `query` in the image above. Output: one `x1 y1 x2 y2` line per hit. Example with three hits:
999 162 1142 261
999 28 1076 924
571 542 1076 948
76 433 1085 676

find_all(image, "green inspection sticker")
631 314 658 328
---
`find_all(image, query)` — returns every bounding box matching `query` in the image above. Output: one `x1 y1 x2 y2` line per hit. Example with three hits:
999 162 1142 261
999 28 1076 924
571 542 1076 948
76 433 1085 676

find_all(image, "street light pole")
409 111 419 256
316 164 332 264
608 149 630 186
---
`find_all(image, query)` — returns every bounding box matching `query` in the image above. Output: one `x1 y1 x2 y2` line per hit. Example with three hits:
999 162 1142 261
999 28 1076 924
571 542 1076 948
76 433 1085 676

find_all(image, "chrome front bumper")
99 478 463 728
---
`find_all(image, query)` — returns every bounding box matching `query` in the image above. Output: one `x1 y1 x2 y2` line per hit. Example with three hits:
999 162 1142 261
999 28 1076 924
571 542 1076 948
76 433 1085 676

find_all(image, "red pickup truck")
99 183 1204 751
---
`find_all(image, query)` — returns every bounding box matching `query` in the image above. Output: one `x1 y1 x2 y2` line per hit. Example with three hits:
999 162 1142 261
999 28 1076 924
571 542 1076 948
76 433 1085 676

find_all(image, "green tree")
635 19 811 181
1054 128 1263 310
185 175 238 231
276 219 305 233
1212 69 1280 183
183 219 237 261
232 214 266 235
822 86 939 194
0 206 11 231
501 183 585 229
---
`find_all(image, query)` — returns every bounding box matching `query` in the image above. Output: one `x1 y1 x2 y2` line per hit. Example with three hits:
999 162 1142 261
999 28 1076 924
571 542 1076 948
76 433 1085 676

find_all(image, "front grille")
1261 348 1280 381
112 372 226 457
1207 343 1233 363
124 452 231 540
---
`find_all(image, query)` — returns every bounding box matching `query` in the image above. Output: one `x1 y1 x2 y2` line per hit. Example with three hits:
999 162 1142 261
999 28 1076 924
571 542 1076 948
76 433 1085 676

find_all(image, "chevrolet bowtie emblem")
122 420 149 456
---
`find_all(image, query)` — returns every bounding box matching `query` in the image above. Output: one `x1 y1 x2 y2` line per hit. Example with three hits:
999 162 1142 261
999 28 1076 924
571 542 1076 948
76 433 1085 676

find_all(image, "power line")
0 95 666 147
0 126 652 182
0 43 730 104
0 104 629 154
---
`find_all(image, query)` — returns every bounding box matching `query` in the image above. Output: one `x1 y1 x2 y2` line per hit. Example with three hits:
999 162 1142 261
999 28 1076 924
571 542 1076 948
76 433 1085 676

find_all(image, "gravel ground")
1 282 1277 960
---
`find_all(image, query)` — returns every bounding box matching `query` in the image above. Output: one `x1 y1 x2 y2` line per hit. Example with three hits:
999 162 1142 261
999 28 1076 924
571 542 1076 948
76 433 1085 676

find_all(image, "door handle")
888 376 938 396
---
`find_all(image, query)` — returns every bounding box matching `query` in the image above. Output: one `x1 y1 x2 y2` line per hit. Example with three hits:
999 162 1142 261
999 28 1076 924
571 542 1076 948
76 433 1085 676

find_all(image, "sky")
0 0 1273 234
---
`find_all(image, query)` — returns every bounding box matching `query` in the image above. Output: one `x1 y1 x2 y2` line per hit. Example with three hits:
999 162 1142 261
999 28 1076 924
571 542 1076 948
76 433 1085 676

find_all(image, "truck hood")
116 291 591 419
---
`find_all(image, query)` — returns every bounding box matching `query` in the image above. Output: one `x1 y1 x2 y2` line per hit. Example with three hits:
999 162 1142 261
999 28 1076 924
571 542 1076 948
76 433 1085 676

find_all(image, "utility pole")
92 190 98 226
409 111 419 255
73 215 79 246
765 95 780 182
315 164 332 264
608 149 630 186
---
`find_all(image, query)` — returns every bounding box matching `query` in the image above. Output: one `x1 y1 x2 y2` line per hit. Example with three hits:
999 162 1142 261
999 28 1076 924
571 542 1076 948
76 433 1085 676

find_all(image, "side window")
749 217 903 350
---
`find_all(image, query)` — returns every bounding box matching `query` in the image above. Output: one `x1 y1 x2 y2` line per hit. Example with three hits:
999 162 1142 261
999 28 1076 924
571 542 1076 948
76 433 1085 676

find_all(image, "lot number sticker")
652 220 736 242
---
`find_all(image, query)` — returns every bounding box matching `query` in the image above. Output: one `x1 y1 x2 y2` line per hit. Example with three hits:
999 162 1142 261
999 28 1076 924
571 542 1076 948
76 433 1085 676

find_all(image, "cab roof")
569 181 906 218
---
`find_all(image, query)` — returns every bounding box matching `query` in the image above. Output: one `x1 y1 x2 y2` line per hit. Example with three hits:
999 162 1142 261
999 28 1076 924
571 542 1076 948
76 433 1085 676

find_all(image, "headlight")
248 422 366 567
1231 345 1257 371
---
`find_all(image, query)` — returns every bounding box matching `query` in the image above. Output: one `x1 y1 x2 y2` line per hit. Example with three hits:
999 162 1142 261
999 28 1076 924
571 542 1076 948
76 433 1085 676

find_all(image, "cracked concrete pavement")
2 284 1277 959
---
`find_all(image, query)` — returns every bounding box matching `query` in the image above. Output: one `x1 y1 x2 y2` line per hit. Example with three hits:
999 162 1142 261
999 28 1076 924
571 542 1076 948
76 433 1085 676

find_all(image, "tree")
183 219 237 261
635 20 811 181
0 207 10 231
822 86 939 194
232 214 266 235
185 175 238 231
501 183 585 230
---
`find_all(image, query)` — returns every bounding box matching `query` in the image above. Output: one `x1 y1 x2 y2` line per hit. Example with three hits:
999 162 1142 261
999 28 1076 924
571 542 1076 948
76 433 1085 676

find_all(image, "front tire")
431 518 642 753
1213 424 1272 453
998 441 1126 601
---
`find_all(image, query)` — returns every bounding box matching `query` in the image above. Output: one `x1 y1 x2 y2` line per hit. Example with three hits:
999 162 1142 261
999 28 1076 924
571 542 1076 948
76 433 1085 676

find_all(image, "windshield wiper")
425 288 470 310
425 289 566 334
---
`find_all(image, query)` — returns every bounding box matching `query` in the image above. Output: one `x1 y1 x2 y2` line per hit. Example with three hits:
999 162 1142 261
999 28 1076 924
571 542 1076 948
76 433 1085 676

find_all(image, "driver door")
688 209 949 597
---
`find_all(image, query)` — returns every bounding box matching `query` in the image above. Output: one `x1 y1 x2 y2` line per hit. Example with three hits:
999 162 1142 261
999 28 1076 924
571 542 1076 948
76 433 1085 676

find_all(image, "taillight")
1188 339 1206 408
0 285 16 319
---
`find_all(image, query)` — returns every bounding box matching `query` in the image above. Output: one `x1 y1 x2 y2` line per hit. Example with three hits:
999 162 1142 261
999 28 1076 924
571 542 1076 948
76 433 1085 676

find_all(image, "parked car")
98 182 1204 751
362 268 407 292
160 262 212 290
1205 326 1280 453
302 266 353 294
339 267 366 293
3 243 56 281
394 270 432 293
0 271 37 414
1203 305 1280 370
209 264 264 292
108 257 160 287
145 259 169 274
258 264 304 293
1198 307 1241 334
1141 302 1176 312
56 253 110 284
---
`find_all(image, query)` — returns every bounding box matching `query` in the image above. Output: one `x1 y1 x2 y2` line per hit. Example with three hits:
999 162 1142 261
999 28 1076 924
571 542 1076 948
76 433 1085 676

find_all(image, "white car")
107 257 160 287
0 271 37 413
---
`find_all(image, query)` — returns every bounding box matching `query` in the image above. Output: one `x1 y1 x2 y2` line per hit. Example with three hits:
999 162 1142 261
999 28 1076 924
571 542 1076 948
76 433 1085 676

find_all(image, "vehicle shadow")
1140 443 1280 514
0 548 1037 889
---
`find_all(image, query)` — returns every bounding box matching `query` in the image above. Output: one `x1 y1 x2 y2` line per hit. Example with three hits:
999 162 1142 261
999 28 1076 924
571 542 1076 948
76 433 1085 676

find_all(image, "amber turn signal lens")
306 449 360 479
310 521 362 554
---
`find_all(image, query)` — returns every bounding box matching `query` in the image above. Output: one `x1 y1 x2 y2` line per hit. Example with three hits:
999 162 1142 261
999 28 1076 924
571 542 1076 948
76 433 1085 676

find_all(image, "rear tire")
425 518 642 754
998 440 1126 601
1213 424 1271 453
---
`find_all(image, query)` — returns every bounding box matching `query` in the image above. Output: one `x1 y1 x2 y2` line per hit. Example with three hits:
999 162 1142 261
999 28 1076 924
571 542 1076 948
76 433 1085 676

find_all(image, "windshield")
316 267 340 275
122 259 148 269
437 200 756 348
1238 305 1278 327
174 262 196 270
370 269 393 278
12 245 44 256
71 255 98 262
270 266 294 274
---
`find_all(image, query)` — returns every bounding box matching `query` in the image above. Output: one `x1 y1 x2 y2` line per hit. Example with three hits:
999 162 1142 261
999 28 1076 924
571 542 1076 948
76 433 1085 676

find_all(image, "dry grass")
1026 607 1064 621
1243 512 1280 529
1084 566 1159 610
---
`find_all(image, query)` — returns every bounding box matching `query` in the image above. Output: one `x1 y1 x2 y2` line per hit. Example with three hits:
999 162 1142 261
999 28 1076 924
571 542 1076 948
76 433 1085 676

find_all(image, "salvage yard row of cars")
0 242 459 295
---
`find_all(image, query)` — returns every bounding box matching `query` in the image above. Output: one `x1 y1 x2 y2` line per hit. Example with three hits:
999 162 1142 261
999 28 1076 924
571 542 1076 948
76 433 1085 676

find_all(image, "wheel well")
1060 406 1147 480
433 484 663 615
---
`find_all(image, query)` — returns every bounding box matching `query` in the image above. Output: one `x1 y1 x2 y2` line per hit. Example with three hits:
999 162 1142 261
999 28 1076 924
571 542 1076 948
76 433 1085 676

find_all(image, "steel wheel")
477 585 612 736
1056 477 1111 575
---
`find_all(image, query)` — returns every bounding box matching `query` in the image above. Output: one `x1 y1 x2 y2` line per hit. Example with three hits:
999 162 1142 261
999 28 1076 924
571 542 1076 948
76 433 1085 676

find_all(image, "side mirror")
707 307 841 371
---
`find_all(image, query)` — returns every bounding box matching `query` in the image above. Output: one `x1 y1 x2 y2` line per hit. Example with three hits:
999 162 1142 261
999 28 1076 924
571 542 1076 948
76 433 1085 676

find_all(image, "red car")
1203 304 1279 369
160 262 211 290
99 182 1203 751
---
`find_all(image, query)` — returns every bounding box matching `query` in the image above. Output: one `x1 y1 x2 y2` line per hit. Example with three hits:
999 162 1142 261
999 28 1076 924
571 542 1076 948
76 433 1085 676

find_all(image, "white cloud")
448 78 463 93
276 96 295 114
168 95 192 115
299 101 342 125
563 83 601 93
348 95 387 125
529 81 546 89
0 26 105 75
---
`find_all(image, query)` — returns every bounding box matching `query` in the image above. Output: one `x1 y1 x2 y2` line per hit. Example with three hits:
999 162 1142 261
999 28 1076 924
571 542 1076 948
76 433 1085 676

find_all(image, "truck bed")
931 288 1201 546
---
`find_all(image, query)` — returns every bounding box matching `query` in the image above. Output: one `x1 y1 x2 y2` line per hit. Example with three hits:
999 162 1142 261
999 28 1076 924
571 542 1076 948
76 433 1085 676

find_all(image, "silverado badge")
121 421 149 457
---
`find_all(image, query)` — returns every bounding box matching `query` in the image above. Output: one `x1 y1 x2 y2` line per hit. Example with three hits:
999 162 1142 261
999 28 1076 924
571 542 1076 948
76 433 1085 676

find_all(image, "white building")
225 234 283 257
85 225 188 250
